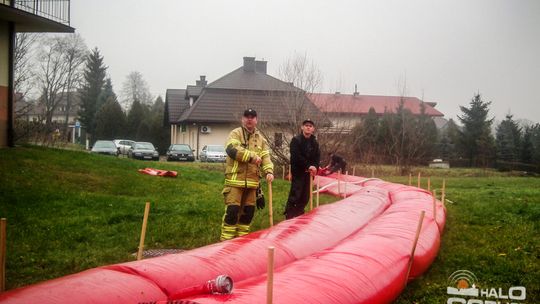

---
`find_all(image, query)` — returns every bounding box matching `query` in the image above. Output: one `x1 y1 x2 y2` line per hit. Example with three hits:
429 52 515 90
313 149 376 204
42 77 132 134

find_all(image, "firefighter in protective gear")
220 108 274 241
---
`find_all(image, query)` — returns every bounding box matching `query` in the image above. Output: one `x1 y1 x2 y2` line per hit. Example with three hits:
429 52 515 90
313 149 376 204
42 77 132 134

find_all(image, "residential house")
1 0 74 147
18 91 81 124
308 91 445 132
165 57 325 158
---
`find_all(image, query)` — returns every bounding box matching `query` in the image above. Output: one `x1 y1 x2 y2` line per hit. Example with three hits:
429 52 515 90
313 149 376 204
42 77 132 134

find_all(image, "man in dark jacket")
325 152 347 175
284 119 320 219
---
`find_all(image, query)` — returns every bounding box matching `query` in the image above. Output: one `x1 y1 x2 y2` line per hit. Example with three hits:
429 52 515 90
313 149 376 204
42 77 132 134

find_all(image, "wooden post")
417 172 421 188
352 166 356 176
288 165 291 181
408 173 412 186
268 181 274 227
282 165 285 180
0 218 6 292
427 177 431 192
137 202 151 261
337 170 342 196
432 190 437 221
309 175 313 211
316 176 320 208
441 178 446 206
371 168 375 178
267 246 275 304
405 211 425 282
343 172 348 198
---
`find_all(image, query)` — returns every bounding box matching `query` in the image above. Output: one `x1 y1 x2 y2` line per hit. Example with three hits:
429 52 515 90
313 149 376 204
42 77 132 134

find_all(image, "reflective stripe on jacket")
224 127 274 189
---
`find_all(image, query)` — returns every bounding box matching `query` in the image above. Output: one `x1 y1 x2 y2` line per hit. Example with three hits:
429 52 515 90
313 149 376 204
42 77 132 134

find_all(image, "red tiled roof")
308 93 444 117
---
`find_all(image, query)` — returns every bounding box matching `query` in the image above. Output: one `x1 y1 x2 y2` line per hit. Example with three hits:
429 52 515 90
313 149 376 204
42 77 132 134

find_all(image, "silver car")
114 139 135 155
200 145 226 162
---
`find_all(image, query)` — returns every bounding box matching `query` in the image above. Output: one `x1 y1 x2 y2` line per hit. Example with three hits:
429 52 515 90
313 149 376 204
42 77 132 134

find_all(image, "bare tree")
58 34 87 136
14 33 38 101
33 34 87 143
258 53 327 165
36 36 69 128
120 71 153 110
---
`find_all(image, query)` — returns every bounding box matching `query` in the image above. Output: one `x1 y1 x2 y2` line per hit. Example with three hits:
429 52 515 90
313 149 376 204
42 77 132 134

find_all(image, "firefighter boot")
220 205 240 241
237 205 255 237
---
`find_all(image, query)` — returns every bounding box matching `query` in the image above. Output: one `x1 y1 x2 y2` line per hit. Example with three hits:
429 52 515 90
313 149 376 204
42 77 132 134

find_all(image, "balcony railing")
9 0 70 26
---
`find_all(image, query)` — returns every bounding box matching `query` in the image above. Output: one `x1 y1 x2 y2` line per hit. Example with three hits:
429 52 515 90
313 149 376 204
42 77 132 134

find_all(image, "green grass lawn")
0 146 538 303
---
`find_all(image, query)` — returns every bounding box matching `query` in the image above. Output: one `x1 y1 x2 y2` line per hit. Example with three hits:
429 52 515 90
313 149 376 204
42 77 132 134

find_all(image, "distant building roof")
177 89 324 124
166 57 326 125
308 93 444 117
164 89 188 123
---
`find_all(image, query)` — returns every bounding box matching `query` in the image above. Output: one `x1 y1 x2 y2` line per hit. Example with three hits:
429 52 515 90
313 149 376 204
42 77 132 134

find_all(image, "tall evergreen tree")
97 78 117 111
521 125 534 164
457 93 495 167
437 118 460 161
495 114 522 162
93 97 126 141
415 102 438 161
530 124 540 167
78 48 107 139
350 107 379 162
126 99 148 139
147 96 168 154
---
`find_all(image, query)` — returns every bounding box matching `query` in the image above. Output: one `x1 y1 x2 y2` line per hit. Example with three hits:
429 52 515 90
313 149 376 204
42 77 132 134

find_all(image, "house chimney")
353 84 359 96
255 60 267 74
243 57 256 72
196 75 207 87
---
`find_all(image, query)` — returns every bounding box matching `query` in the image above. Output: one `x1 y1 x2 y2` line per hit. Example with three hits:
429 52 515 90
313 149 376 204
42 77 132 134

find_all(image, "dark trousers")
329 162 347 174
284 173 311 219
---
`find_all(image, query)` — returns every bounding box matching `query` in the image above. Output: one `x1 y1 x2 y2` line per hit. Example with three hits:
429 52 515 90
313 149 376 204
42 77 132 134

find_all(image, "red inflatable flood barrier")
0 174 446 303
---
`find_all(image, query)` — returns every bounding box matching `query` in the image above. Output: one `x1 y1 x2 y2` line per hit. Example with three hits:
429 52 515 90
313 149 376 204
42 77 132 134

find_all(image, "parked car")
128 142 159 161
166 144 195 162
91 140 119 156
200 145 226 162
114 139 135 155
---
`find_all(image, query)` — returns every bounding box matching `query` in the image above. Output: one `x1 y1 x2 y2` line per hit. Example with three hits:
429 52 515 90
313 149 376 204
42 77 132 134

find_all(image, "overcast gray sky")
71 0 540 123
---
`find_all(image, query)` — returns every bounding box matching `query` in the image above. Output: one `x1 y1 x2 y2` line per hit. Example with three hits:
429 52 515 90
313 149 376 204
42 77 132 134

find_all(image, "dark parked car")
128 142 159 161
91 140 119 156
166 144 195 162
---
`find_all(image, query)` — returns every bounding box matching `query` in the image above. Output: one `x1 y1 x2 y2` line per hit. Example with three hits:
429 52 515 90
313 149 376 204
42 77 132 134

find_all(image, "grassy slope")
0 146 538 302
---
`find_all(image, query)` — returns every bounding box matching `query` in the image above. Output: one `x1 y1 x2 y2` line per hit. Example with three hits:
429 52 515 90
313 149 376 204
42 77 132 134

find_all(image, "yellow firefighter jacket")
224 126 274 189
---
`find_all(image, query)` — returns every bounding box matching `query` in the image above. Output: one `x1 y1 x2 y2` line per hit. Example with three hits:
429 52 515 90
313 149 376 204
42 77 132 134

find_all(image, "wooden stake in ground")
282 165 285 180
316 176 320 208
0 218 6 292
405 211 425 283
441 178 446 207
432 190 437 221
352 166 356 176
337 170 342 196
408 173 412 186
343 171 348 198
309 175 314 210
427 177 431 192
371 168 375 178
417 172 421 188
268 181 274 227
137 202 151 261
267 246 275 304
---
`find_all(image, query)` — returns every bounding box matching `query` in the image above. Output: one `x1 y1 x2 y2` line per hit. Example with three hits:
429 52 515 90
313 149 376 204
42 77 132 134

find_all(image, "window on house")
274 133 283 148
